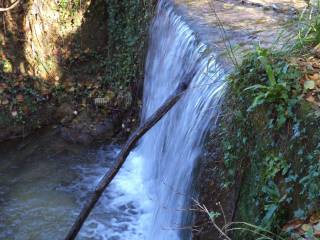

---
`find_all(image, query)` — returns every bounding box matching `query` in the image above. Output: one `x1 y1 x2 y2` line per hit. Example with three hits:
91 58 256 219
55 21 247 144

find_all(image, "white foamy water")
108 0 226 239
0 1 226 239
70 148 153 240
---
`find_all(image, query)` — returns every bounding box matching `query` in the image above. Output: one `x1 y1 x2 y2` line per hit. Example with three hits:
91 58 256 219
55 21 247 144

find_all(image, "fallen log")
0 0 20 12
64 76 193 240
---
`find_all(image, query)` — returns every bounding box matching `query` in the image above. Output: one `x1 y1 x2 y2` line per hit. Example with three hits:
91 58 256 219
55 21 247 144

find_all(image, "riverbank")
194 2 320 239
0 0 154 143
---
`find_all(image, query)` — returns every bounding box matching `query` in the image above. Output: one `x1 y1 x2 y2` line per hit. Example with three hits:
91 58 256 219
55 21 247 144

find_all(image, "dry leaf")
312 43 320 58
309 73 320 81
283 219 304 232
310 213 320 224
41 88 50 96
16 94 24 103
306 95 315 103
301 224 313 232
23 105 30 114
0 83 8 89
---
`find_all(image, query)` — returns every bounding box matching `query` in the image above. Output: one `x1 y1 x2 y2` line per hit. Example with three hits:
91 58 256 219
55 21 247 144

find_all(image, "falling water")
134 0 226 238
0 1 227 240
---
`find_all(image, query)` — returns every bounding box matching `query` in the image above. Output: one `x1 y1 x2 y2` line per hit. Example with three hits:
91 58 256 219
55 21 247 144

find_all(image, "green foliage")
292 6 320 51
57 0 83 18
208 211 221 221
0 74 43 125
104 0 153 90
0 59 13 73
221 44 320 239
58 0 82 10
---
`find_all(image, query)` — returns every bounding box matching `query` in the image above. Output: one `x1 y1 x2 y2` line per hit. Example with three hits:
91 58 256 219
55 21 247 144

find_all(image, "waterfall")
0 1 227 240
134 0 226 238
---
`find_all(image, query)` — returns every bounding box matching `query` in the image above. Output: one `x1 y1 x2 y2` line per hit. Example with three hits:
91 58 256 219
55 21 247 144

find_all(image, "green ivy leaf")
208 211 221 221
304 80 315 90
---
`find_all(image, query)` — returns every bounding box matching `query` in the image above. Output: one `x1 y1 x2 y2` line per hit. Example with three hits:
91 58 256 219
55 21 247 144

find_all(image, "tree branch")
64 75 194 240
0 0 20 12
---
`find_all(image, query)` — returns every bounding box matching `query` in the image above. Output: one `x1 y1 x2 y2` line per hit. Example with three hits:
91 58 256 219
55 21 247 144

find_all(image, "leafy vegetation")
104 0 153 90
220 7 320 240
0 0 154 139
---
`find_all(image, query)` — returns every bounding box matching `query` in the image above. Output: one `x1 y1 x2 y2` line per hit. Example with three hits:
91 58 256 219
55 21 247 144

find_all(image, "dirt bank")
0 0 154 143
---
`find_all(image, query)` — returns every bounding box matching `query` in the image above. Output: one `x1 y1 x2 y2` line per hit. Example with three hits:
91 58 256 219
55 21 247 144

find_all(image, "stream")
0 129 151 240
1 1 225 238
0 0 306 239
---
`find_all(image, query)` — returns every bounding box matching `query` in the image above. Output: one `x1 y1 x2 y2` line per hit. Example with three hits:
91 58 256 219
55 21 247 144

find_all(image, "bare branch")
64 73 194 240
0 0 20 12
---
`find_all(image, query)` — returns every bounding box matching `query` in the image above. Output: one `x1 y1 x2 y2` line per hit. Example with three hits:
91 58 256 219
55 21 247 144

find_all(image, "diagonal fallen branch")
0 0 20 12
64 75 194 240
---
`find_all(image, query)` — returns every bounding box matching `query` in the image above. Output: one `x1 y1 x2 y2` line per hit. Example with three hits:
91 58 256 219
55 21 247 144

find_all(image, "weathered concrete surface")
174 0 308 63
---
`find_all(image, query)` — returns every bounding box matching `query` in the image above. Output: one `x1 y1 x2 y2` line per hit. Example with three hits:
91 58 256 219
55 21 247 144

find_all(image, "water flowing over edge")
0 1 228 239
129 0 227 238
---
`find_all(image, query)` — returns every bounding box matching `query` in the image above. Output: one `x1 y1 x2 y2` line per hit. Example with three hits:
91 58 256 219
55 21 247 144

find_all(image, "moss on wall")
220 46 320 239
0 0 155 141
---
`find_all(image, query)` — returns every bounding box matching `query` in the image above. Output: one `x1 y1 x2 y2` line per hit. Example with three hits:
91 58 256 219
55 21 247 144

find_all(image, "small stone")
1 99 9 105
68 87 75 92
11 111 18 117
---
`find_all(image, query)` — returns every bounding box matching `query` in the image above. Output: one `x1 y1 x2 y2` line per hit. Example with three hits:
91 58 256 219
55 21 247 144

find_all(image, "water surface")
0 128 151 240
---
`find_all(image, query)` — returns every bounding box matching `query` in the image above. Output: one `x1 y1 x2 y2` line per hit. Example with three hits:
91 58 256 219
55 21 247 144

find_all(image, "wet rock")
0 104 55 143
59 110 116 144
93 119 115 140
54 103 75 124
193 128 237 240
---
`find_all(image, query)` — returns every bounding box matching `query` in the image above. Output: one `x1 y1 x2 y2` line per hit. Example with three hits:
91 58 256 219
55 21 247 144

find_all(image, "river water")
0 129 153 240
0 0 303 239
0 0 225 237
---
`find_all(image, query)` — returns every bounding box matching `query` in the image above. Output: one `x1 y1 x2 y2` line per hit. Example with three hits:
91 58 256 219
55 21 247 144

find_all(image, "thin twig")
194 200 232 240
0 0 20 12
209 1 239 69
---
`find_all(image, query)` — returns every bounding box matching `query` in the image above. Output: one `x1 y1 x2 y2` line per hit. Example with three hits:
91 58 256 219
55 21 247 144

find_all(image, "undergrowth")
0 0 155 130
104 0 154 90
219 5 320 240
